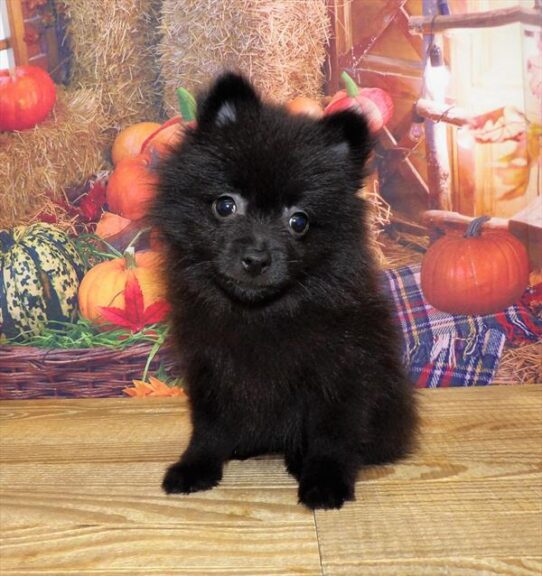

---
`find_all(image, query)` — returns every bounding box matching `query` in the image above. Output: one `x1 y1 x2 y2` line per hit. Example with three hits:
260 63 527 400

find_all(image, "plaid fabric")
382 265 542 388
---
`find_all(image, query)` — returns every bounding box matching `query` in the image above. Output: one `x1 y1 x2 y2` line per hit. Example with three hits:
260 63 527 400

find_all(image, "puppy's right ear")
198 73 261 128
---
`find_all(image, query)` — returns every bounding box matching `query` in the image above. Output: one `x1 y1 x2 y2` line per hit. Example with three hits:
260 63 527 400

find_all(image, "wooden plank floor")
1 386 541 575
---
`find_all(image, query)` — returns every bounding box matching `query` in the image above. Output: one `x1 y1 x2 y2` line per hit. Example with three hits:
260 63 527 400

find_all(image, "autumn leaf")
140 300 171 324
470 106 526 144
123 376 185 398
99 275 170 332
495 123 541 201
78 176 108 222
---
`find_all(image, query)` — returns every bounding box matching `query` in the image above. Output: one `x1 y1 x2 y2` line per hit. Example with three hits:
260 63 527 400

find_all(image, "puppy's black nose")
241 248 271 276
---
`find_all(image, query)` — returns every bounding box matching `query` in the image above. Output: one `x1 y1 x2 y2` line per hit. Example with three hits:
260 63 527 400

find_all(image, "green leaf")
176 87 197 121
340 71 359 98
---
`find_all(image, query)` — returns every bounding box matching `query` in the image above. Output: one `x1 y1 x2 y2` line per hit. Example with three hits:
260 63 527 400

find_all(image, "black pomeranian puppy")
151 73 417 510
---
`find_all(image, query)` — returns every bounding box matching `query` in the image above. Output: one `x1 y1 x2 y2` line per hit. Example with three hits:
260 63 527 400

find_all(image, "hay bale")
159 0 329 114
62 0 162 128
0 88 108 228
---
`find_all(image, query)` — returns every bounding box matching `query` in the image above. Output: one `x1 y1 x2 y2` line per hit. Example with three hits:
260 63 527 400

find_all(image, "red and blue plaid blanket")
383 265 542 388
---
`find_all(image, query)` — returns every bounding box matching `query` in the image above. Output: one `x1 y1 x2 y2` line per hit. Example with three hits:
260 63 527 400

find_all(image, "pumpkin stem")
124 246 137 269
176 87 197 121
123 227 151 268
465 215 491 238
8 68 17 81
341 71 359 98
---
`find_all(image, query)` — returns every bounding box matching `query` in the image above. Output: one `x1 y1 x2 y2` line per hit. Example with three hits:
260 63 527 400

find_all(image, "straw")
0 88 108 228
62 0 163 128
158 0 330 114
494 342 542 384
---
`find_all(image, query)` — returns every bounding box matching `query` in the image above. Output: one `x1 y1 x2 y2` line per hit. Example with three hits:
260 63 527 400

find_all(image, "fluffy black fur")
151 73 418 510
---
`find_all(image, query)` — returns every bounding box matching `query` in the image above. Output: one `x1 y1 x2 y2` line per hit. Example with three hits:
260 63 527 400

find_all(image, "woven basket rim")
0 340 179 399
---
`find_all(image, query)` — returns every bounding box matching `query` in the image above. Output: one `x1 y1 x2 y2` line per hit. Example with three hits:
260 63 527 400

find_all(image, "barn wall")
327 0 539 224
328 0 429 220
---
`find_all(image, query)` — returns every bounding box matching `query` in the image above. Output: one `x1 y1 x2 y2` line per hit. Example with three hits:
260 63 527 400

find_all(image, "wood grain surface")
1 385 541 575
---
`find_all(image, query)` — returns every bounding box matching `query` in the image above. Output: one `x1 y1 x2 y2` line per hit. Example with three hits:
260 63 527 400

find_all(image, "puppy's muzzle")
241 246 272 277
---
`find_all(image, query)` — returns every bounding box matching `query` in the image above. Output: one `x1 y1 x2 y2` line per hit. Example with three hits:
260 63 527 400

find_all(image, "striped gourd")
0 223 85 339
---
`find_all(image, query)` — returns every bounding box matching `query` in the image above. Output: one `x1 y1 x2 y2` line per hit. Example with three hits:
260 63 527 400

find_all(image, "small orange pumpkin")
111 122 161 165
286 96 323 119
0 66 56 131
139 88 197 158
106 152 159 221
78 248 165 325
95 211 132 239
141 117 186 158
421 216 530 315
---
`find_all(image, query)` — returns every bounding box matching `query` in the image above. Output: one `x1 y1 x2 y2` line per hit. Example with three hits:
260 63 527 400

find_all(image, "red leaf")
98 274 168 332
142 299 171 324
98 305 133 328
123 275 145 330
90 178 108 204
36 213 58 224
77 176 109 222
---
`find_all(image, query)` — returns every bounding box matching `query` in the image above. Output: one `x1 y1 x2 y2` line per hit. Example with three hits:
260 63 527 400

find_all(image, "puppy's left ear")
198 72 261 128
320 110 374 170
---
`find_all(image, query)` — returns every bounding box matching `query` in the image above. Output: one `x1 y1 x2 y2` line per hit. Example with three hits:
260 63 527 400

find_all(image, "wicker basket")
0 342 180 400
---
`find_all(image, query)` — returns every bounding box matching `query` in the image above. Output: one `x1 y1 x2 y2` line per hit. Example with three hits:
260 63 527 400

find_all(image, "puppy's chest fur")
185 309 314 393
181 308 343 444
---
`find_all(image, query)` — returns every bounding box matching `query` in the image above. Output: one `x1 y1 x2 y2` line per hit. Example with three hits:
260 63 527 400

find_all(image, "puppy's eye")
288 211 309 237
213 195 237 218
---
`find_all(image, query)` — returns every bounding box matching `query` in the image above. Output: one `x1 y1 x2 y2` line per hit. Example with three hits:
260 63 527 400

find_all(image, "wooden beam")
348 0 408 70
415 98 471 127
396 6 424 59
425 119 452 210
379 126 430 197
409 7 542 35
5 0 28 66
325 1 340 94
422 210 509 231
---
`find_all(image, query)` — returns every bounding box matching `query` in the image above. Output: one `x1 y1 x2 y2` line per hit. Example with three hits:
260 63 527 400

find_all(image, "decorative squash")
106 152 159 221
111 121 161 165
421 216 530 315
0 66 56 131
78 248 165 326
286 96 323 118
324 71 393 133
0 223 84 339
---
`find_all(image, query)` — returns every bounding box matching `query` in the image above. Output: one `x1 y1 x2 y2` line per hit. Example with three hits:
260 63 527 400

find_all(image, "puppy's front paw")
162 460 223 494
298 459 355 510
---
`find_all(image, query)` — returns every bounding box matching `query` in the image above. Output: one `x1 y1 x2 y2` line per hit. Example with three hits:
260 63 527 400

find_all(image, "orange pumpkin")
286 96 323 119
112 122 161 165
95 211 132 239
0 66 56 131
106 153 159 221
78 249 165 325
421 216 530 315
139 87 197 158
141 116 186 157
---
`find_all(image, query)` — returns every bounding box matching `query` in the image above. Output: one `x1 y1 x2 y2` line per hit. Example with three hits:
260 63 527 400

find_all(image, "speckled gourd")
0 223 85 339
